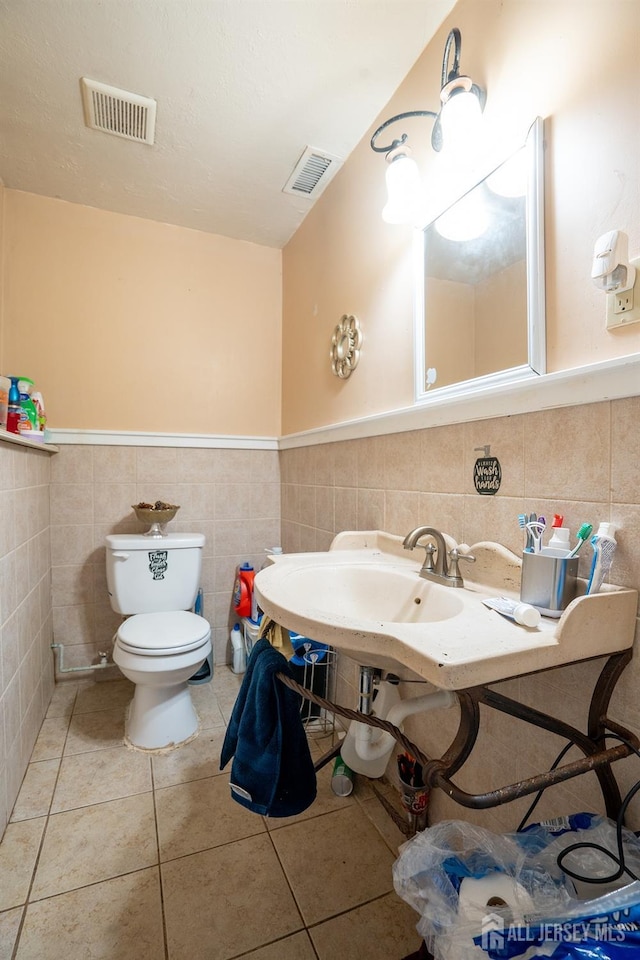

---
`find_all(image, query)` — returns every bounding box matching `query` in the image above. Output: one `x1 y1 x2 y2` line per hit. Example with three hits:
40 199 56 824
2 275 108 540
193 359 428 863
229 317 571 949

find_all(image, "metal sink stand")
278 648 638 960
277 648 638 819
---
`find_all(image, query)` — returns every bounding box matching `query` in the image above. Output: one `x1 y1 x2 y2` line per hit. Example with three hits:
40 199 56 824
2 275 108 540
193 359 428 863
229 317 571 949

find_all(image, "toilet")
105 532 212 750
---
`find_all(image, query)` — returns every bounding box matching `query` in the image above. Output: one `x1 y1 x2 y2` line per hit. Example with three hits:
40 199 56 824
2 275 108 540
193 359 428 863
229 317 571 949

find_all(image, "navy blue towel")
220 638 317 817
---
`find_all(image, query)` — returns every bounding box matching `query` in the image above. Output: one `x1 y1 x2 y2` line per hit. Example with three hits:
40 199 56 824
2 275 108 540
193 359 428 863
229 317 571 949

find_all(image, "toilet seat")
117 611 211 657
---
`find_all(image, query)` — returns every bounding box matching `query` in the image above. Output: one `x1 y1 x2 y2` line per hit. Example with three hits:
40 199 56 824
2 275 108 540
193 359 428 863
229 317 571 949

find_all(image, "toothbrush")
518 514 533 552
567 523 593 559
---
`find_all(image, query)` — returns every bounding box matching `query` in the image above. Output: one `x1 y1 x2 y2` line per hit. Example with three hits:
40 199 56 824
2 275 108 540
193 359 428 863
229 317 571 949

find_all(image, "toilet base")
125 681 199 751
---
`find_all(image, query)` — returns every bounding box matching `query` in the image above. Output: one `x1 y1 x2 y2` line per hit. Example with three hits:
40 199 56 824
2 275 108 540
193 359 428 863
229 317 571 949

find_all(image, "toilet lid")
117 611 211 656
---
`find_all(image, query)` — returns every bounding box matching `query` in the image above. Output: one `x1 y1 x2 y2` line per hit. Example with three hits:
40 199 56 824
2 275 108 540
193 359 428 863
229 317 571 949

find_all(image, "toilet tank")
105 533 205 614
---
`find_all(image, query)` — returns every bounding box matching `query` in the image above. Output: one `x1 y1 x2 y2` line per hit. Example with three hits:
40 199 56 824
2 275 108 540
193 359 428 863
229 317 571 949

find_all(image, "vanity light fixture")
370 28 485 224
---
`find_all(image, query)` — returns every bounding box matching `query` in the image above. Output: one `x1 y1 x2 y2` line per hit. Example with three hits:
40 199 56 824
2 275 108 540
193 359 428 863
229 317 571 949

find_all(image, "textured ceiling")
0 0 457 248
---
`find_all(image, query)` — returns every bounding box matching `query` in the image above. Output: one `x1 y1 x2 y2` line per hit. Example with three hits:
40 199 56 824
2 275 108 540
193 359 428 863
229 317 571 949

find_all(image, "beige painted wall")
423 261 526 390
475 259 527 378
424 277 475 388
2 191 282 435
282 0 640 434
0 184 5 373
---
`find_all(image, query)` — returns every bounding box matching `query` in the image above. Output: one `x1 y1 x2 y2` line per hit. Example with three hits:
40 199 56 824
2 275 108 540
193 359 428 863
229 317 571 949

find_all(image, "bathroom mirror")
415 117 545 402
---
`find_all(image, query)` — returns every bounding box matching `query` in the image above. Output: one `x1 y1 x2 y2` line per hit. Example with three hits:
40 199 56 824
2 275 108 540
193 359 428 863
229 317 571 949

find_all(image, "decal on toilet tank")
148 551 168 580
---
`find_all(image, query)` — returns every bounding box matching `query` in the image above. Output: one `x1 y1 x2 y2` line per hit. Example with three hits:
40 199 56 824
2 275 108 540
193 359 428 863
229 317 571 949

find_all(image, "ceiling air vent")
282 146 343 199
80 78 157 145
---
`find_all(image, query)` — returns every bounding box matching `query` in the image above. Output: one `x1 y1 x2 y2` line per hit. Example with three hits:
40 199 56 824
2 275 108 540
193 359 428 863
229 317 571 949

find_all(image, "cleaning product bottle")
17 378 38 433
230 624 246 674
31 391 46 432
0 376 9 431
586 523 617 595
250 569 260 622
542 526 571 557
233 562 255 617
6 377 21 434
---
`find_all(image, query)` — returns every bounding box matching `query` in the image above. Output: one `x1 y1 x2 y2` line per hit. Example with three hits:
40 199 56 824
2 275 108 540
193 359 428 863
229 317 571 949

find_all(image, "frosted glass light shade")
382 154 426 225
440 89 482 152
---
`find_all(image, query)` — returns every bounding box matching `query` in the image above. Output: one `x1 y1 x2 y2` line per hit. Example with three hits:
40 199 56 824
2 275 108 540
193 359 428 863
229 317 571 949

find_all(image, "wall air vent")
80 78 157 145
282 146 343 199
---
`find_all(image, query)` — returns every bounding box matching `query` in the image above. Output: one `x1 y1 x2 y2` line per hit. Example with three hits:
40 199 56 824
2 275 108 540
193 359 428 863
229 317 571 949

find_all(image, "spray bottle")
586 523 617 595
17 378 38 433
6 377 21 434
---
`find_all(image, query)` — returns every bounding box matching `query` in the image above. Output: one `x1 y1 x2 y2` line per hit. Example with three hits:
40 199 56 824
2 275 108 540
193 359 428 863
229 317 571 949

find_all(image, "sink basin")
274 562 464 624
255 531 638 689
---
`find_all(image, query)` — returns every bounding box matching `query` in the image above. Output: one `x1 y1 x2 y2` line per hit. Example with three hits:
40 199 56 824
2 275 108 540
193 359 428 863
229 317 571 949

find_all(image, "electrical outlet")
614 290 633 315
606 256 640 329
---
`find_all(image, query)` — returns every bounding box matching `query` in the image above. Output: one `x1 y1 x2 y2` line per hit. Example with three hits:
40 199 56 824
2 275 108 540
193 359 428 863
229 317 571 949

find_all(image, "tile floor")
0 668 422 960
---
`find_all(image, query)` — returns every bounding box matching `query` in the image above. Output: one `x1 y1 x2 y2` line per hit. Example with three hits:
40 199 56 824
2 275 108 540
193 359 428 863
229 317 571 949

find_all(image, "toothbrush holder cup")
520 552 579 618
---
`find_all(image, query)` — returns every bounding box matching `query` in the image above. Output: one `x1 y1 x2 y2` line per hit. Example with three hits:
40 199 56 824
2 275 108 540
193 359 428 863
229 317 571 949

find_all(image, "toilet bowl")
113 610 212 750
106 531 211 751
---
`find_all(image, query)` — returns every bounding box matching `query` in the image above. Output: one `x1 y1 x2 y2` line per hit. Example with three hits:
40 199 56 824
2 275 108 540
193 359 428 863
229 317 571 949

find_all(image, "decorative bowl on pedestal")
132 502 180 537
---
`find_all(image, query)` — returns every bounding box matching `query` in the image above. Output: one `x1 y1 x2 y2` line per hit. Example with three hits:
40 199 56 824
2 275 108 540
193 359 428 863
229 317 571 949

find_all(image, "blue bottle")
7 377 20 434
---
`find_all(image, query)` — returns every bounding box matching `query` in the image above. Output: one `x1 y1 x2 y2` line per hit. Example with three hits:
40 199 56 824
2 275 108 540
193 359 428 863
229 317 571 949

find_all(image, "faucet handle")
421 542 437 574
449 547 476 564
448 547 476 581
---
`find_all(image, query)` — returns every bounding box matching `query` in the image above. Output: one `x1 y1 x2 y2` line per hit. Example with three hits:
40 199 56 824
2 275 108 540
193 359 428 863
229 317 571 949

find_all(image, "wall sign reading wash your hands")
473 445 502 496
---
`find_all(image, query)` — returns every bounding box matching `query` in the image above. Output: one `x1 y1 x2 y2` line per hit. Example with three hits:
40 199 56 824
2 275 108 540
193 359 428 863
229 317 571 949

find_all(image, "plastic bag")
479 881 640 959
393 814 640 960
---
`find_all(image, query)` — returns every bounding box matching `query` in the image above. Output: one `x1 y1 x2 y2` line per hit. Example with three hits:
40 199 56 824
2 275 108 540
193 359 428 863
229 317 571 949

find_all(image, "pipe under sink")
340 665 456 777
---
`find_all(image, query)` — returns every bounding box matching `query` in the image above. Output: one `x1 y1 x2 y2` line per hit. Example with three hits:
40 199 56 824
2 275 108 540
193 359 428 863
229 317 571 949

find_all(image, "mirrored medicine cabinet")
415 117 545 403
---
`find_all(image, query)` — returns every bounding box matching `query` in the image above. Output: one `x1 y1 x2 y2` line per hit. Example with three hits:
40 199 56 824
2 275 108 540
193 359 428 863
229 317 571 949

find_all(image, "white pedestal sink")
255 530 638 689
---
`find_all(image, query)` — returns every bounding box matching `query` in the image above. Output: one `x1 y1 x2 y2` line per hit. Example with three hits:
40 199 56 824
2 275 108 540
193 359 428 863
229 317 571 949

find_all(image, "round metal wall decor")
330 314 362 379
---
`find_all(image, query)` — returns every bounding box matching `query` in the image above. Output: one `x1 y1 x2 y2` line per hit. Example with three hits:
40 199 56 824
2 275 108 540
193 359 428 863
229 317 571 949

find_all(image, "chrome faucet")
402 525 475 588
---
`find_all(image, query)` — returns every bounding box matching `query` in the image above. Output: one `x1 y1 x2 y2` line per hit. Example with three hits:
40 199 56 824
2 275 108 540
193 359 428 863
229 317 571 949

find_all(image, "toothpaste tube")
482 596 541 628
586 522 617 595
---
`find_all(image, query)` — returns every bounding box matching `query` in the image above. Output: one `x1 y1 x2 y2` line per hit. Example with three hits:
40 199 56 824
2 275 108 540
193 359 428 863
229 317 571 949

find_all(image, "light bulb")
382 153 426 225
486 149 527 198
440 88 482 152
435 189 489 242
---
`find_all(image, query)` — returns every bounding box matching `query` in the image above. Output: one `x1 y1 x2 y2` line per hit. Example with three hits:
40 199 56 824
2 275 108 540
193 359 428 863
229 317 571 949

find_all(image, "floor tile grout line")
226 928 318 960
304 888 400 932
45 784 153 818
5 669 407 959
10 682 80 960
267 802 400 931
150 761 170 960
15 864 163 908
263 819 313 947
156 821 269 867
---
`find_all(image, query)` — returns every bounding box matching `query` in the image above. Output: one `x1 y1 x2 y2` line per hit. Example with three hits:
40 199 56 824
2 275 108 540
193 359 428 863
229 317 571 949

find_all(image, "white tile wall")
49 445 281 670
0 441 54 838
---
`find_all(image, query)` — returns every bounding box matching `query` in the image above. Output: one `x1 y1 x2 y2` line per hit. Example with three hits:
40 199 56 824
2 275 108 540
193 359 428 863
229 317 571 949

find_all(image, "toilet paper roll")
457 874 535 928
